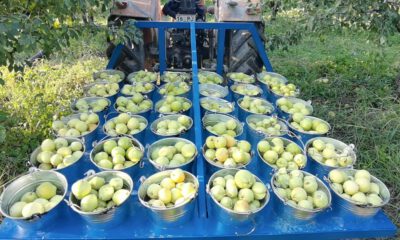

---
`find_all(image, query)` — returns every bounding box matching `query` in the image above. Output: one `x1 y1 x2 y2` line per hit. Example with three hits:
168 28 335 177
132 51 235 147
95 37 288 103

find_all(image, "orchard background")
0 0 399 232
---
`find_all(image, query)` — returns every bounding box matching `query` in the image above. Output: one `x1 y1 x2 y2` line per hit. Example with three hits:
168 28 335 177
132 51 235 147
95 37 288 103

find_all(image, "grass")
0 9 399 235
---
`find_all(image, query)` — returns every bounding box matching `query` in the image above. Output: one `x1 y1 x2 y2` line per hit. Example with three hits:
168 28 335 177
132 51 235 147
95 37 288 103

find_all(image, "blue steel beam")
216 29 225 75
189 22 207 218
106 44 124 70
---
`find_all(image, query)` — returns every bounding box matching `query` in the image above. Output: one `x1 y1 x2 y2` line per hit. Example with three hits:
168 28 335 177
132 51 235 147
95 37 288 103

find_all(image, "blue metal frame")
0 21 397 239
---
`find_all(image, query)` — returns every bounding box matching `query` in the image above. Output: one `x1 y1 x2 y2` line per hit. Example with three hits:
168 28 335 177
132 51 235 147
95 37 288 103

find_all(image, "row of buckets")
0 69 391 232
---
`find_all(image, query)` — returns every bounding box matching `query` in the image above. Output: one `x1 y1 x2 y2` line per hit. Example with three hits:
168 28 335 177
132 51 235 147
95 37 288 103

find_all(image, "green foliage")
0 0 111 69
0 31 106 185
108 19 143 46
268 17 400 226
264 0 400 50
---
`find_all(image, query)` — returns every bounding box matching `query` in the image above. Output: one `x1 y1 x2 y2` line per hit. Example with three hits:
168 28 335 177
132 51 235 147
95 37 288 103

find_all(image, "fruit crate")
0 21 397 239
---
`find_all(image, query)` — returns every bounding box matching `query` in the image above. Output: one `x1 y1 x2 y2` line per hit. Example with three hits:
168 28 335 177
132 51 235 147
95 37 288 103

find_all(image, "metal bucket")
287 116 331 145
230 83 263 102
200 97 235 117
71 97 111 126
120 82 156 99
68 171 133 228
160 71 191 84
0 170 68 230
245 114 288 151
202 143 253 176
305 137 356 178
84 81 120 103
256 72 287 101
127 71 159 84
158 81 192 99
202 113 243 140
198 71 224 85
257 137 307 179
150 114 193 140
227 72 256 86
147 138 197 172
206 169 269 225
93 69 126 88
138 170 199 226
326 169 390 217
199 84 229 99
90 136 145 178
56 113 99 151
102 113 147 143
237 97 275 123
275 97 313 121
111 96 153 119
155 97 192 116
29 137 86 187
271 170 332 220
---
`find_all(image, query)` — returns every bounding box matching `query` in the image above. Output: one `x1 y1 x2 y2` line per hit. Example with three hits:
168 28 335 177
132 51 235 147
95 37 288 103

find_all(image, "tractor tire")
226 24 265 74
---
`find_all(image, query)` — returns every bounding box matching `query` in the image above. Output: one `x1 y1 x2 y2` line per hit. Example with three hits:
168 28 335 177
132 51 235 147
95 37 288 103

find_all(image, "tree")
265 0 400 49
0 0 111 70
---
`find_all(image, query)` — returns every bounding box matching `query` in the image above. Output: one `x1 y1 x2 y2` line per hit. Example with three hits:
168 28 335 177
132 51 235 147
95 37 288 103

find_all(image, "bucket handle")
234 218 257 236
84 169 96 177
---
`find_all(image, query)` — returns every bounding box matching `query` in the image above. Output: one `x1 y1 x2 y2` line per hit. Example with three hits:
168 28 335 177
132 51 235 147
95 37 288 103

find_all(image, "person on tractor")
162 0 206 21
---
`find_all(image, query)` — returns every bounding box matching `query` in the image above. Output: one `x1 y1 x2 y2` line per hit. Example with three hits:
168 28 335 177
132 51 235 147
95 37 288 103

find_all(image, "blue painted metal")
106 44 124 70
0 20 397 239
216 29 225 75
190 22 207 218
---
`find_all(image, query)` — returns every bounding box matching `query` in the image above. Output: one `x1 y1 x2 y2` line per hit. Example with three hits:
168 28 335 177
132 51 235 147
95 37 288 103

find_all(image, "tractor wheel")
226 24 265 74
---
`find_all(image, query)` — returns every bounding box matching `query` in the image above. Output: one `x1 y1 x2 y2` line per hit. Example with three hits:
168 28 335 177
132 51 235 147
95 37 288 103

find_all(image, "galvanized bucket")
147 138 197 172
71 97 111 126
157 81 192 99
56 113 99 151
202 113 243 140
69 170 133 228
305 137 356 179
199 83 229 99
155 97 192 116
202 143 253 176
271 170 332 221
287 116 331 145
200 97 235 117
138 170 199 226
93 69 126 88
84 80 120 103
227 72 256 86
275 97 313 121
29 137 86 187
0 170 68 230
150 114 193 140
198 71 224 85
120 82 156 99
111 96 153 119
245 114 288 151
326 169 390 217
256 72 287 102
91 136 145 179
230 83 263 102
237 97 275 123
206 169 269 225
103 113 148 143
257 137 307 179
160 71 191 84
127 71 159 84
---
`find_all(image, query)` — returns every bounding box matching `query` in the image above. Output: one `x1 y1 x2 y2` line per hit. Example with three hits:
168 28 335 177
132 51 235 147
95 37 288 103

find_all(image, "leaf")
0 78 4 85
0 125 5 143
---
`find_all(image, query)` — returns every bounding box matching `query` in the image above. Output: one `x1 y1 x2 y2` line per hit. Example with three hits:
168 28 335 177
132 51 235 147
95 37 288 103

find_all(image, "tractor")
107 0 264 75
